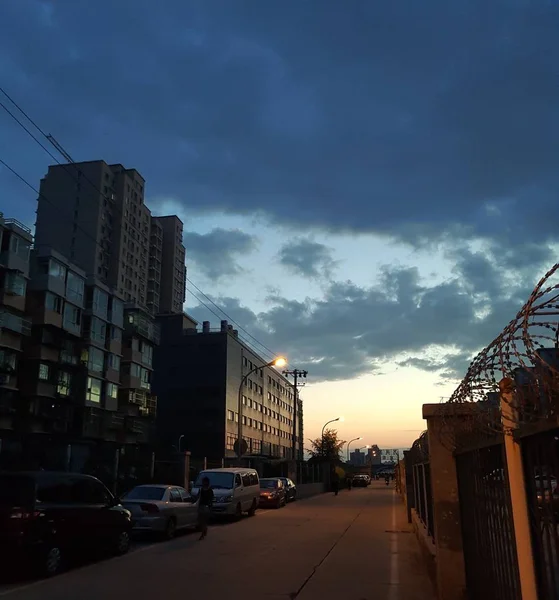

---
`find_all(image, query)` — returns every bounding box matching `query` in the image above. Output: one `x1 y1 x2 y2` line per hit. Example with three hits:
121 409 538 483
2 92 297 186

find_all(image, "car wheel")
164 518 177 540
113 530 130 555
292 491 297 501
41 545 62 577
275 497 281 509
248 499 257 516
235 503 243 519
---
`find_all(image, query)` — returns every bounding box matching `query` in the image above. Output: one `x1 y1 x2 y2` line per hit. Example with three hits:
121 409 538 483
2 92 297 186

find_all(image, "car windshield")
260 479 277 489
0 475 35 506
124 487 165 501
194 472 234 490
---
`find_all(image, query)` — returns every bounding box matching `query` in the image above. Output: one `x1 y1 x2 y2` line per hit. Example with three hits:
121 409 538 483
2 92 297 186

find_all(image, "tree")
307 428 346 462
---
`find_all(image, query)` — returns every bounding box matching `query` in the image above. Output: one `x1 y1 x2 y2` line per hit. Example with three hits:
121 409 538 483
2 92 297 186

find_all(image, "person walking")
347 476 352 491
331 472 340 496
197 476 214 541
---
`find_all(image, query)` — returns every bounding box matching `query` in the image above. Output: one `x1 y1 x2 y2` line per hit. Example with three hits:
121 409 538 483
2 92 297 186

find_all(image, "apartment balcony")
0 311 31 335
30 306 63 329
119 389 157 418
0 388 17 415
124 312 160 344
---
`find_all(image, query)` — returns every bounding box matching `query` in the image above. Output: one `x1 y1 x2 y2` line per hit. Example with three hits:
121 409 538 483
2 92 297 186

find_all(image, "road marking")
388 489 399 600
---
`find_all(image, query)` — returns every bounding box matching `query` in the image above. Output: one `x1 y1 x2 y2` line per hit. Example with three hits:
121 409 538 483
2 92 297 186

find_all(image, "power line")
186 276 279 359
0 85 280 361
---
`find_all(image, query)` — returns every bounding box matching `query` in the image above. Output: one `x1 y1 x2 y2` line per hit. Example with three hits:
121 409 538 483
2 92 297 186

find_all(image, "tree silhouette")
307 428 346 462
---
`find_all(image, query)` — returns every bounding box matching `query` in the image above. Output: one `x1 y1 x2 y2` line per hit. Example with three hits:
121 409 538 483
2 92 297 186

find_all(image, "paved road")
0 483 434 600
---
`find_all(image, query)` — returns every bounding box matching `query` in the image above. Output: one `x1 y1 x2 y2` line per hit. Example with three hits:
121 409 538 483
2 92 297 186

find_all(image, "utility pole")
283 369 308 462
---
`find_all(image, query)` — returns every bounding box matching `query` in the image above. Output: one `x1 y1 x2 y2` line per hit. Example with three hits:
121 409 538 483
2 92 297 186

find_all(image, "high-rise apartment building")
35 160 186 316
155 216 186 314
0 214 33 429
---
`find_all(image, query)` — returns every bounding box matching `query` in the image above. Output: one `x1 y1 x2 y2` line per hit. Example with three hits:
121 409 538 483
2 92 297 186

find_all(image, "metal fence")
522 428 559 600
409 432 434 540
456 442 521 600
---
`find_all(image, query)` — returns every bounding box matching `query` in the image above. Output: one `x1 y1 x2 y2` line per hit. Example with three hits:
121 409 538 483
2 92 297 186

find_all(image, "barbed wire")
429 263 559 453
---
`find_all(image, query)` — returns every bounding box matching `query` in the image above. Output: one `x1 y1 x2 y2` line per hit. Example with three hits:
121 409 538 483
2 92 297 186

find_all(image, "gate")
522 428 559 600
456 442 521 600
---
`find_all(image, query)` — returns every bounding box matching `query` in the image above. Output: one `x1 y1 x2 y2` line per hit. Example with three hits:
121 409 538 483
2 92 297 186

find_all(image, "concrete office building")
153 317 303 461
0 214 33 430
35 160 186 316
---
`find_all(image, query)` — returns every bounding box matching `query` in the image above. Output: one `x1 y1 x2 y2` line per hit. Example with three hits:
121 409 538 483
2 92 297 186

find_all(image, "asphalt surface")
0 483 435 600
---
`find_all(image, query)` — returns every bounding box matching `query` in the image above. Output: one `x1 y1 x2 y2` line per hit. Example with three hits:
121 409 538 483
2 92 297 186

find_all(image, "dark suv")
0 471 132 577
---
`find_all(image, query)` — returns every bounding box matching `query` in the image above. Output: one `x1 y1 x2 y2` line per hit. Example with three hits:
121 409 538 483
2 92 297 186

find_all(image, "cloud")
188 250 540 381
183 228 258 280
278 238 337 279
1 0 558 259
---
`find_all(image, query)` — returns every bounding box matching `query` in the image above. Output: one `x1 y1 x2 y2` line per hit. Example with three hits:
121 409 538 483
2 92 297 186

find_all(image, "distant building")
153 318 303 461
350 449 366 466
366 445 382 466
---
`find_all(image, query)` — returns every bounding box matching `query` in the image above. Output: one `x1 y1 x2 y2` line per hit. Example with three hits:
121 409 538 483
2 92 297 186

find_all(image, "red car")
258 478 287 509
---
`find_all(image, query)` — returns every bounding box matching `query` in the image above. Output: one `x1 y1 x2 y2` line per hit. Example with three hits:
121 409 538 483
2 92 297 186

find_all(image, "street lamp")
347 437 362 462
178 434 185 453
237 356 287 460
321 417 343 457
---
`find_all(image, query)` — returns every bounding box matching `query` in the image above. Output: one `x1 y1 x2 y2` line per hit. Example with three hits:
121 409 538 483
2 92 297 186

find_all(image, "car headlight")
219 495 233 503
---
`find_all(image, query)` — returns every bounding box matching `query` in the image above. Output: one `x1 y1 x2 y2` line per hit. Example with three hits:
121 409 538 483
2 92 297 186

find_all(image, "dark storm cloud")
1 0 558 250
278 238 337 279
183 228 258 280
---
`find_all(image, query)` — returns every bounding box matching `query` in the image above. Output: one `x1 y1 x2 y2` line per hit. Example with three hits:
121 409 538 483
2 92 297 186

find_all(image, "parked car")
0 471 131 577
259 478 287 509
279 477 297 501
191 468 260 518
120 485 197 539
352 474 369 487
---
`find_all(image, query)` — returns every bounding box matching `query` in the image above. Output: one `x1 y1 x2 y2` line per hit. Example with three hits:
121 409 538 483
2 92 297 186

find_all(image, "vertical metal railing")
521 428 559 600
456 443 521 600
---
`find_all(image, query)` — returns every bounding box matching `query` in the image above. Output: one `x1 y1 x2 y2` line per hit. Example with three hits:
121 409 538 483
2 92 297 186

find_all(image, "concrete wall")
297 482 326 499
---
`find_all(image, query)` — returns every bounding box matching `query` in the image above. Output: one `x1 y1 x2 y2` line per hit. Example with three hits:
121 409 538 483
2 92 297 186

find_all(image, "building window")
0 349 16 371
226 434 237 451
107 353 121 371
4 271 26 296
140 367 150 390
106 382 118 399
91 288 109 320
86 377 102 403
45 292 62 314
259 385 263 395
242 395 247 406
63 303 81 331
49 259 66 281
243 357 248 367
60 340 77 365
87 347 104 373
235 412 239 423
57 372 71 396
140 341 153 367
248 398 253 409
110 326 122 342
38 363 50 381
242 416 247 425
268 392 272 401
89 317 107 344
66 271 84 305
227 410 234 421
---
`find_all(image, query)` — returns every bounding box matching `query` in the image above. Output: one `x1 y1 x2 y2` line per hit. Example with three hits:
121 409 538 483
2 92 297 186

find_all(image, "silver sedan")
121 484 198 539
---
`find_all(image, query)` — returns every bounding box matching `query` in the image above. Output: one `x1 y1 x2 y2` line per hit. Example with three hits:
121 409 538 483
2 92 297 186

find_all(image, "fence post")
500 378 538 600
423 404 467 600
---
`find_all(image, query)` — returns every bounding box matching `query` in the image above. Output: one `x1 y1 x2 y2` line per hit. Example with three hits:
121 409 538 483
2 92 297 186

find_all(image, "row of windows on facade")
37 364 118 404
243 378 295 413
41 259 123 319
38 346 151 386
241 357 293 400
239 397 294 425
225 436 295 458
227 410 293 438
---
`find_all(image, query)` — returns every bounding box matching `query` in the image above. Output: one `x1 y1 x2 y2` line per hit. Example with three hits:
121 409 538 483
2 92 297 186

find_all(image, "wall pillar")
500 378 538 600
423 404 468 600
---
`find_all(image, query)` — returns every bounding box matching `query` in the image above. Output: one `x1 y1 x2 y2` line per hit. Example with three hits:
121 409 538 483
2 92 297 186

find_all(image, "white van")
191 468 260 518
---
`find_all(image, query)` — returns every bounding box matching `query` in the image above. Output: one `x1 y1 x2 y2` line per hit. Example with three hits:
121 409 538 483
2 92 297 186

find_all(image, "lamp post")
237 356 287 461
178 434 185 453
347 437 362 462
321 417 343 458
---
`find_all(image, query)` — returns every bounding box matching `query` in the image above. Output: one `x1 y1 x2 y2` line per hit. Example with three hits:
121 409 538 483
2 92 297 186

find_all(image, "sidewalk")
0 482 435 600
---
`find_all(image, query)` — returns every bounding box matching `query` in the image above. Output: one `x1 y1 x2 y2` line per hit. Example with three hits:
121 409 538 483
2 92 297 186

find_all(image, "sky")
1 1 558 450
